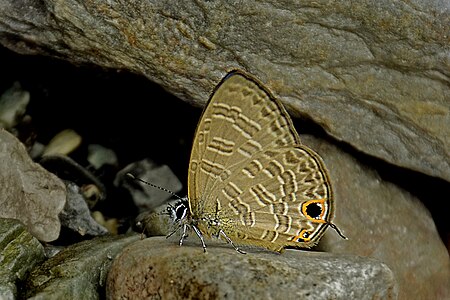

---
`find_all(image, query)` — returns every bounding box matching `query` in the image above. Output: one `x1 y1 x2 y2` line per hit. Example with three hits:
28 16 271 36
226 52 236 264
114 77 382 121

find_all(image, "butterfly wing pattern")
187 71 337 252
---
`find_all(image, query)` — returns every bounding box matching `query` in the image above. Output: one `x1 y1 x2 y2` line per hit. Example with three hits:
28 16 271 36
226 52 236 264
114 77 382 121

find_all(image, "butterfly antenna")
125 173 184 201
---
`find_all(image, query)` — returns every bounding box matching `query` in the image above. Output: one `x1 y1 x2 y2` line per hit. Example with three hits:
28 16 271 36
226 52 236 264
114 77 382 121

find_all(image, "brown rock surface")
107 237 397 300
0 0 449 181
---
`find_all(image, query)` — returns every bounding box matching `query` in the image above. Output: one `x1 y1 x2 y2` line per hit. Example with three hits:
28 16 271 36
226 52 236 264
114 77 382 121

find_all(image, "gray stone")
133 198 178 237
116 159 182 212
25 234 140 299
0 81 30 129
59 181 108 237
0 0 448 181
0 218 45 300
107 237 397 300
0 128 66 242
39 154 107 208
87 144 118 170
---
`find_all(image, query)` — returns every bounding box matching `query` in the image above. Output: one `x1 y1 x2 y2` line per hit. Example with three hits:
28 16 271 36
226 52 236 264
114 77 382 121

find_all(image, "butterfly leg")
219 229 246 254
179 224 189 246
192 225 207 252
134 221 146 240
166 223 182 240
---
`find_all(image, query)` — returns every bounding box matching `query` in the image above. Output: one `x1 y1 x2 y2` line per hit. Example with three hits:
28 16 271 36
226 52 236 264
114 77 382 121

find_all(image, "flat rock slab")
0 0 449 181
0 129 66 242
107 237 397 300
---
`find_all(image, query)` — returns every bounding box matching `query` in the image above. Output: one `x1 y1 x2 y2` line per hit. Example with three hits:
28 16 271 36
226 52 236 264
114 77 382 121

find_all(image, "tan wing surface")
216 146 333 250
188 72 301 213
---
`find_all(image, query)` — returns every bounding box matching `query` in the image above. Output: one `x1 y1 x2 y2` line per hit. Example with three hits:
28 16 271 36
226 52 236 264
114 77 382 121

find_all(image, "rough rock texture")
0 129 66 242
107 237 397 300
300 134 450 300
25 234 140 299
0 218 46 300
59 181 108 237
0 0 449 181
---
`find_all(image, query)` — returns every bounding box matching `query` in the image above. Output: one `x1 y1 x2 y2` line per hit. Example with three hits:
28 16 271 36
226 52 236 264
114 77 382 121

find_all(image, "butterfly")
133 70 346 253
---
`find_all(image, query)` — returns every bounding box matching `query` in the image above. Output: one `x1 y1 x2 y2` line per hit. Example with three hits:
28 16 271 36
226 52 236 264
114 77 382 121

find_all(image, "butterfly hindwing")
210 146 333 250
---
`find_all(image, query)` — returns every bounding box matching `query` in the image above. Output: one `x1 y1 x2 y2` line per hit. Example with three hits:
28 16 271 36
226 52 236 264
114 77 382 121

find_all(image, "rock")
300 134 450 300
0 0 449 181
133 198 178 237
0 129 66 242
116 159 182 212
58 181 108 237
92 211 119 235
25 234 140 299
39 154 107 208
107 237 397 300
0 218 46 300
87 144 118 170
42 129 82 156
0 81 30 129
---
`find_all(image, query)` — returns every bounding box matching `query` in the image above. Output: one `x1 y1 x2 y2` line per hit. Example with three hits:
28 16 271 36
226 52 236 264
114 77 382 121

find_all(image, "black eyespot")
305 203 322 219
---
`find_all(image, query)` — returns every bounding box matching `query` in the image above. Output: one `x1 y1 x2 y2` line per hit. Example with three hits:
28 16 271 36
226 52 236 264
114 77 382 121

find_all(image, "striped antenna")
125 173 184 201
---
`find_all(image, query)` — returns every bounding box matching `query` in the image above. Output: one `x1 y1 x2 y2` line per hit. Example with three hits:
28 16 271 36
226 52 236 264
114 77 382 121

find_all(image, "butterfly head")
167 198 190 224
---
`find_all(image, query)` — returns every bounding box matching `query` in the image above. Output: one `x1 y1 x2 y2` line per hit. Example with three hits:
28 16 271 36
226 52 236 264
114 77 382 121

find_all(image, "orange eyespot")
301 199 327 223
293 229 312 242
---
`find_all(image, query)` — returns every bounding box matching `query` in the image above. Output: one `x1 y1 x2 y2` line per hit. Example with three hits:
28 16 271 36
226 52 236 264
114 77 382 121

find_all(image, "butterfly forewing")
188 73 301 209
